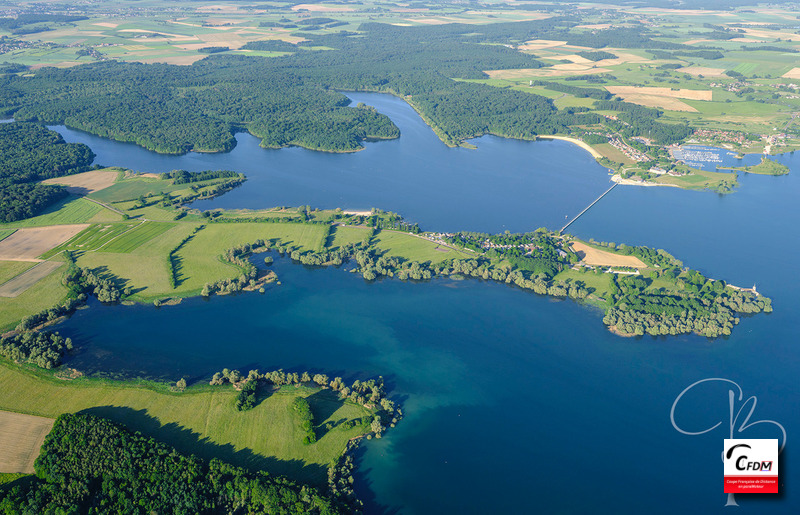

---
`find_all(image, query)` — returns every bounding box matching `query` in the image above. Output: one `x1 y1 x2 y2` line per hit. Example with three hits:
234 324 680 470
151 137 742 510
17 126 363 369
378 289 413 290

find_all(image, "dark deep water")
52 94 798 514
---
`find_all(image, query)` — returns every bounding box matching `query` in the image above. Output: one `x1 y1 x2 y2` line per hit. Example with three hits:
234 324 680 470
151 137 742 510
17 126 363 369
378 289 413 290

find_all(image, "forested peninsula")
0 19 692 154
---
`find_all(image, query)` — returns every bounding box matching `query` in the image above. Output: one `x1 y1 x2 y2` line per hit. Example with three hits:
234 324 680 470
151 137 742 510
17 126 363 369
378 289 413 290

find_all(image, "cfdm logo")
671 378 785 506
724 439 779 494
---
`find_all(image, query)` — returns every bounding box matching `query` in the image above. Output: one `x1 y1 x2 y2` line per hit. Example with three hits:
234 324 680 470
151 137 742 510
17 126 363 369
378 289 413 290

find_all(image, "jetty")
560 183 618 234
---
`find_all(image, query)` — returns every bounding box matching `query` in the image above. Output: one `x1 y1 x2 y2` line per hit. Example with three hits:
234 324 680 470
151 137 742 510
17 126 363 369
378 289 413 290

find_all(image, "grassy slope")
0 362 370 486
0 197 104 229
0 267 67 331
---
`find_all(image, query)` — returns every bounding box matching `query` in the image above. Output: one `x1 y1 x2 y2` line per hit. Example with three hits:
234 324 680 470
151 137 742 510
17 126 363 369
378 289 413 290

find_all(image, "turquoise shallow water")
52 94 798 514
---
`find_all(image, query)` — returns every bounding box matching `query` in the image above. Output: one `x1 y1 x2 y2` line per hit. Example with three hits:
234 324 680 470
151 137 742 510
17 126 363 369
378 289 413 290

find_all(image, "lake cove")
48 92 800 514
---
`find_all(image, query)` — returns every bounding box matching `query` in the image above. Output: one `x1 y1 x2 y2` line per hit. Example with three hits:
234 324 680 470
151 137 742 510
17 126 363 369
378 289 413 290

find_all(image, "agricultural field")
0 261 35 286
0 225 88 261
0 197 121 229
569 241 648 268
41 169 121 195
174 222 329 293
0 262 64 298
0 362 371 485
101 221 176 253
0 411 54 474
39 222 139 258
75 223 199 299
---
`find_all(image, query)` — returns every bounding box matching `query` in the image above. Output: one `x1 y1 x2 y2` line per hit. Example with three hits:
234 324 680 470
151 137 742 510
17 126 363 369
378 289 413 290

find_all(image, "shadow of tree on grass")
79 405 328 487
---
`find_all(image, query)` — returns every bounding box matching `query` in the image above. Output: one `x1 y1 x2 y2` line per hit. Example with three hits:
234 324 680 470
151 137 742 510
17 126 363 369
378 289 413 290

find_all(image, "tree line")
0 413 345 514
0 123 95 222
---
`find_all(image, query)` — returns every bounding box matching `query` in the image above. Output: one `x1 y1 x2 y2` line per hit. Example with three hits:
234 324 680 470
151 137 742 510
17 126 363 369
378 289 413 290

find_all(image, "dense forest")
0 413 344 514
0 18 695 154
0 123 94 222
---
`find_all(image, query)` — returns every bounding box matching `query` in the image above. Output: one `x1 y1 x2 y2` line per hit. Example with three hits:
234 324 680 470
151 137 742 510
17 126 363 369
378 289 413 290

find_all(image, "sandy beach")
537 135 603 159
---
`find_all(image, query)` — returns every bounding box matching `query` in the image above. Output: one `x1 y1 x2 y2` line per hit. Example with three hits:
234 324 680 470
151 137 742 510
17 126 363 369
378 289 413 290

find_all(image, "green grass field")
72 222 330 299
328 225 372 249
0 261 36 286
102 221 176 253
75 223 199 299
0 268 67 331
0 197 109 229
554 267 613 298
374 230 469 264
89 176 234 205
0 362 370 486
39 222 139 258
175 223 329 294
655 168 737 190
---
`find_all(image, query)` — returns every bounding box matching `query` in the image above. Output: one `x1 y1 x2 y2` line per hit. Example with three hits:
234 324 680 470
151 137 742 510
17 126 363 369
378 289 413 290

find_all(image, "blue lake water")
51 94 798 514
51 93 613 234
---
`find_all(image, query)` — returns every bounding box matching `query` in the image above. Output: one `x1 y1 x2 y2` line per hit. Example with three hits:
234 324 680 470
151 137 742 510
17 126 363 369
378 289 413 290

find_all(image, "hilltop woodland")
0 123 94 221
0 19 695 154
0 413 346 514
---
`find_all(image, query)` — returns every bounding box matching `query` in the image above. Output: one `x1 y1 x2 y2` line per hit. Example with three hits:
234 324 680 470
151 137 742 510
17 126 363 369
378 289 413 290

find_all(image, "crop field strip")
101 221 176 253
38 222 140 259
0 261 36 286
0 261 64 298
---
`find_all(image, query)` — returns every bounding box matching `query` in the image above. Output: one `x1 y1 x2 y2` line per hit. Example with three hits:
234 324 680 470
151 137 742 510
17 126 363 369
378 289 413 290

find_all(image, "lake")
52 93 798 514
